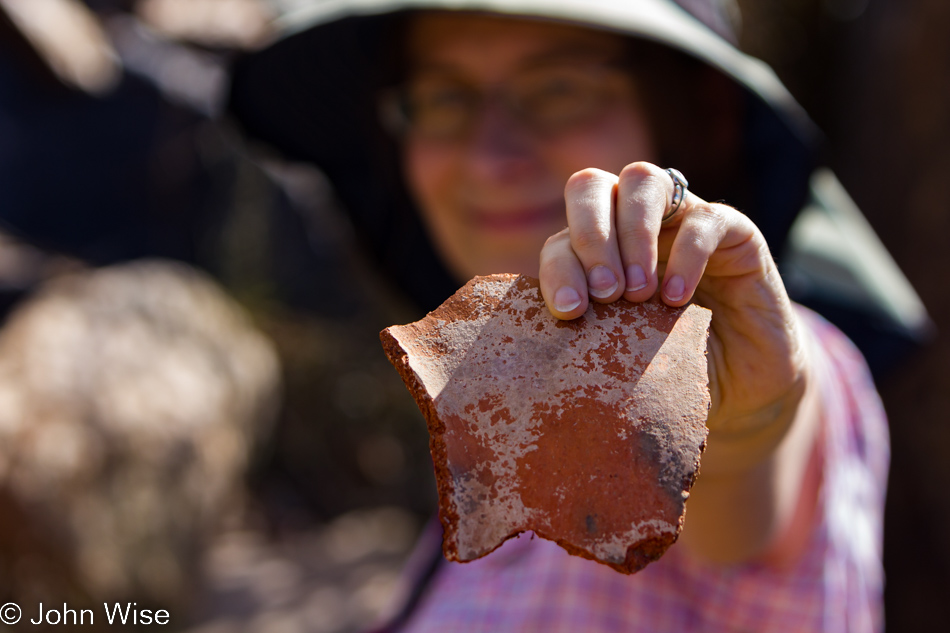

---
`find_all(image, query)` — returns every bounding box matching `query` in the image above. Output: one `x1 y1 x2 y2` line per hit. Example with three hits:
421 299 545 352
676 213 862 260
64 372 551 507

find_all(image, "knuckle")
540 229 572 263
723 205 760 235
543 226 571 248
565 167 615 196
689 202 729 232
618 162 670 209
680 230 710 253
618 161 659 182
620 161 670 185
571 226 610 252
617 222 654 245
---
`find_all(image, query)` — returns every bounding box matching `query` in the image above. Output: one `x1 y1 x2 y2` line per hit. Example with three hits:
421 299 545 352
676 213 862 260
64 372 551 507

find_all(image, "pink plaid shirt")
379 308 889 633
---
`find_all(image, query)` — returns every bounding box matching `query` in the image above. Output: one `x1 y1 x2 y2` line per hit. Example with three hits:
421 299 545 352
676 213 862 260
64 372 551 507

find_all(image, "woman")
229 1 891 630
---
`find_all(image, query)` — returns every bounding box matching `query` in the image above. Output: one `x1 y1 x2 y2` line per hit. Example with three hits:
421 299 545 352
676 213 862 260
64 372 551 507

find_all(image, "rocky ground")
183 507 422 633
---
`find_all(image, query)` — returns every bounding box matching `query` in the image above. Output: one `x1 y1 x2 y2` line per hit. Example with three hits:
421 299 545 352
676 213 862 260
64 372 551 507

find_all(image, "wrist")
699 378 807 477
700 306 816 477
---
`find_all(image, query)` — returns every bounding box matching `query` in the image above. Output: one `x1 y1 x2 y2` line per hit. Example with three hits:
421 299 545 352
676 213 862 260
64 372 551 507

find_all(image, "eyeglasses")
379 63 636 142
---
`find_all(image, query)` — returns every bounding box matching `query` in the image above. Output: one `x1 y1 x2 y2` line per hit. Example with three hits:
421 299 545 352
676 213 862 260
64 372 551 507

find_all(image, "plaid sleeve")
797 305 889 632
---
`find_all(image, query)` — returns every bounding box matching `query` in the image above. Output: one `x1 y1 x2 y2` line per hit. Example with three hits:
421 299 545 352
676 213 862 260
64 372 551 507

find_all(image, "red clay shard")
381 274 711 574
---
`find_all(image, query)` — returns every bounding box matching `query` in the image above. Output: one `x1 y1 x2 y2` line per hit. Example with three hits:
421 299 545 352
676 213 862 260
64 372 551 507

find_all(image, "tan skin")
403 13 821 565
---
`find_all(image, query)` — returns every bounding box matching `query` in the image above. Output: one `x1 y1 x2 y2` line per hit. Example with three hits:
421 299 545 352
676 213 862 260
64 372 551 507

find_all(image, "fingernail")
664 275 685 301
625 264 648 292
554 286 582 312
587 266 619 299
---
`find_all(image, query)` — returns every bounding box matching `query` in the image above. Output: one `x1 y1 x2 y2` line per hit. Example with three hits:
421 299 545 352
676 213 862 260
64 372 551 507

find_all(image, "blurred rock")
0 0 122 94
0 230 84 318
182 507 420 633
134 0 275 50
0 260 280 625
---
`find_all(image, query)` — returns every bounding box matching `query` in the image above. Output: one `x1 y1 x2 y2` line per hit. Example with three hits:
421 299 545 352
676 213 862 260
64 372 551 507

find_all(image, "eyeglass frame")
377 58 642 143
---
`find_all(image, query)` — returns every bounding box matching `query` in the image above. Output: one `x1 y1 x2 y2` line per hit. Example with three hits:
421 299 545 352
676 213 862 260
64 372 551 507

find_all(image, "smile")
468 201 565 233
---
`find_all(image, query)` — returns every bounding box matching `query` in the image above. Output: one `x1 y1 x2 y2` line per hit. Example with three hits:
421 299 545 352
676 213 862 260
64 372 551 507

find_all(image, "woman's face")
402 13 658 281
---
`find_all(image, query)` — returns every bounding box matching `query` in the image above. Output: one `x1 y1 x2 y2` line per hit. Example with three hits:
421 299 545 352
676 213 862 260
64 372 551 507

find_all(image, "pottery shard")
380 274 711 574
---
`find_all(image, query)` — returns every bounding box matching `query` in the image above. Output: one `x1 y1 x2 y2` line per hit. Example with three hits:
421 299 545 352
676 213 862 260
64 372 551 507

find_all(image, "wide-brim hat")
228 0 824 309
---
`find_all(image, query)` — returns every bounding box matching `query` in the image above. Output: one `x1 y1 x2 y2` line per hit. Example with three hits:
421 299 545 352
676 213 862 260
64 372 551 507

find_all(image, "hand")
538 161 809 467
538 161 822 562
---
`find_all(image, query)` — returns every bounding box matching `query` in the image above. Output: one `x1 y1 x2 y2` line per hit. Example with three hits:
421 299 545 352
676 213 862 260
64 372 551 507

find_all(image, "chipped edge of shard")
379 276 521 565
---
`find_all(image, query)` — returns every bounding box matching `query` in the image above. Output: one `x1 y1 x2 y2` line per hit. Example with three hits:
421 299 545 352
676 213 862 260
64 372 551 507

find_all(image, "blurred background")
0 0 946 631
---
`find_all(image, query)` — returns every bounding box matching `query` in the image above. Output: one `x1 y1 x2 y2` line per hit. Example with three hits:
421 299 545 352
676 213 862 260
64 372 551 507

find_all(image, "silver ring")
661 168 689 223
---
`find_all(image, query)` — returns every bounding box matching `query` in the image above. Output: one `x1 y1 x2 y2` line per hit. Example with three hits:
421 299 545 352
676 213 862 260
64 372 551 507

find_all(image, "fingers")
540 161 761 320
563 168 625 303
615 162 668 302
539 228 589 319
657 197 762 307
658 201 728 306
539 168 623 320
